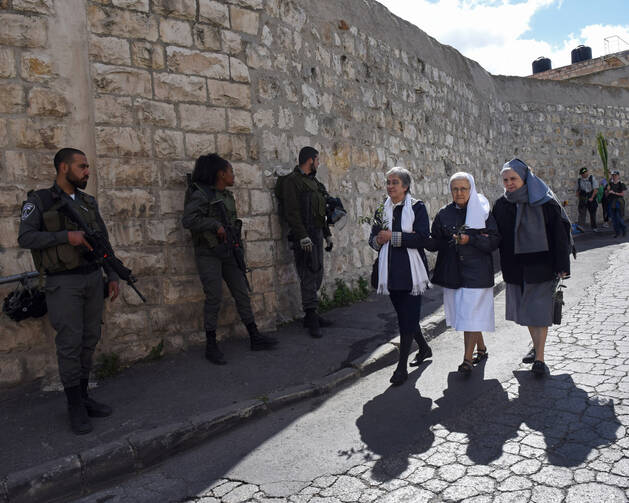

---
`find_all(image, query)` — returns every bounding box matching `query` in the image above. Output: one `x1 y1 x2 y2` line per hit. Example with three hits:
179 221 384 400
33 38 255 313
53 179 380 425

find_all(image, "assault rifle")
0 271 39 286
212 199 251 292
58 201 147 303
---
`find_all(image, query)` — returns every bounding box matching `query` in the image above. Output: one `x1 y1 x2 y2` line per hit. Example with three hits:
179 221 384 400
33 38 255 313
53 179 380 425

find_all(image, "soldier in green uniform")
18 148 119 435
281 147 334 338
182 153 278 364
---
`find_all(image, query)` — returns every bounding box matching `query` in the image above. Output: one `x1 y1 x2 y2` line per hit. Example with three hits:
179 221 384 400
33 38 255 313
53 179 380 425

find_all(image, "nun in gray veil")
492 159 573 376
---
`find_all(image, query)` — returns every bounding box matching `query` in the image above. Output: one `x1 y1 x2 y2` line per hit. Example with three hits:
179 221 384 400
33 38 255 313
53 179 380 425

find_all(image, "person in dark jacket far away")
492 159 572 377
424 172 500 376
369 167 432 386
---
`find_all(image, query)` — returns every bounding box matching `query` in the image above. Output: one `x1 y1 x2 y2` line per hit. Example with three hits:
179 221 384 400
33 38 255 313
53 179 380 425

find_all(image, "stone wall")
1 0 628 388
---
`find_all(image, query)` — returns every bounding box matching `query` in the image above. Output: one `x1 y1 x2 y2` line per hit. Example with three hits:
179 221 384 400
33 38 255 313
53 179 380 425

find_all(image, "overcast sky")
375 0 629 76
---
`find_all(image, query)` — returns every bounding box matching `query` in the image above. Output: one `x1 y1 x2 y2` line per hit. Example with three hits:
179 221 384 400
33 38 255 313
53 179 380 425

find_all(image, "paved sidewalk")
173 243 629 503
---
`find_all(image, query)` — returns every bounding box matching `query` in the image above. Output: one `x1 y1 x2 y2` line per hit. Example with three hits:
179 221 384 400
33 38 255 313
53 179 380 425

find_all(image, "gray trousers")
293 228 324 311
195 249 254 332
45 269 104 388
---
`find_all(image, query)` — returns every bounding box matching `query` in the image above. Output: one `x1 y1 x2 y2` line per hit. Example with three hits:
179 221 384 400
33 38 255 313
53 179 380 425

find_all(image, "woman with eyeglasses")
424 172 500 375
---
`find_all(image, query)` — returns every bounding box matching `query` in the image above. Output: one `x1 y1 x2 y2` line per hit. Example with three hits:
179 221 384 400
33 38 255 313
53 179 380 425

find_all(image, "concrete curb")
1 275 506 503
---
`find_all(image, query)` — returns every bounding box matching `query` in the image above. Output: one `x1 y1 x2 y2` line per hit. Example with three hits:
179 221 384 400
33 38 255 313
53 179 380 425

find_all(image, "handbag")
552 277 566 325
370 257 379 289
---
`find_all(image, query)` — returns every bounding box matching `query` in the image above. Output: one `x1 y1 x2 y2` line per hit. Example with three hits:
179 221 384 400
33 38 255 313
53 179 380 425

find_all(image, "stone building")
1 0 628 388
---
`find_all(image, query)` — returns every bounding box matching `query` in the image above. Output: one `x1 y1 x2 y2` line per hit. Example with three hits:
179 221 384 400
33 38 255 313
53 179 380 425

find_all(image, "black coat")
492 196 571 285
425 203 500 289
369 200 430 292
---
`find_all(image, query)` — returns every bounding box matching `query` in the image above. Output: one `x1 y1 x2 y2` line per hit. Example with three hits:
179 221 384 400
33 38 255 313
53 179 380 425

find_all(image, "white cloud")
375 0 629 76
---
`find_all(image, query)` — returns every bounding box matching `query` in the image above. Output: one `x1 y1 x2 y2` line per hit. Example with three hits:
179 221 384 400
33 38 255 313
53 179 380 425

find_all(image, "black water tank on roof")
532 56 552 74
571 45 592 64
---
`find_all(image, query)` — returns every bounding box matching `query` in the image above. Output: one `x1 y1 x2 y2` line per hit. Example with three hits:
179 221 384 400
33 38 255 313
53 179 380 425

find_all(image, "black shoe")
302 314 333 328
457 359 473 376
64 386 93 435
304 310 322 338
205 331 226 365
389 368 408 386
472 347 488 365
409 346 432 366
80 379 112 417
522 347 536 364
532 360 546 376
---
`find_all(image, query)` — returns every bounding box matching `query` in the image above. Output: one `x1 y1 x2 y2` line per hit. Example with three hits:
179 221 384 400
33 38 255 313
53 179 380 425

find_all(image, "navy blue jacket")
369 200 430 292
424 203 500 289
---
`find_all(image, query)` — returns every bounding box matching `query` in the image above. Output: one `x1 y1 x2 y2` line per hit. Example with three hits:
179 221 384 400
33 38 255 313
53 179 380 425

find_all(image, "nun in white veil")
423 172 501 375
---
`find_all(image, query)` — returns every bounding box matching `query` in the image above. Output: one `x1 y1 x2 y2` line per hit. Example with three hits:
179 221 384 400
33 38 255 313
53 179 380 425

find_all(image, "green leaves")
597 133 609 180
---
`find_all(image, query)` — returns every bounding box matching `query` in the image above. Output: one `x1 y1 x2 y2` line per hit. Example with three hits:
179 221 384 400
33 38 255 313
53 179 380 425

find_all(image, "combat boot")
205 330 226 365
246 322 278 351
80 378 112 417
302 313 333 328
64 385 93 435
304 309 322 338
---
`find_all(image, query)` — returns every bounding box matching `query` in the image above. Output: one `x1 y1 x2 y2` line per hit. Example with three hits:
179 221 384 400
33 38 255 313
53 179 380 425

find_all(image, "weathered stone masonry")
1 0 628 387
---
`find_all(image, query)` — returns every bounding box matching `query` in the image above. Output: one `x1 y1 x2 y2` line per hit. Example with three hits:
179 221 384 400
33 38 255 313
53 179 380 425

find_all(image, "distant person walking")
368 167 432 386
493 159 572 377
606 170 627 238
576 167 598 232
425 172 500 376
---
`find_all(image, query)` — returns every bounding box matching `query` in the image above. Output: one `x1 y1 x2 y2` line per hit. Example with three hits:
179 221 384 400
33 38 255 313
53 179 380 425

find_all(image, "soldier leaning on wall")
18 148 119 436
277 147 335 338
182 153 278 365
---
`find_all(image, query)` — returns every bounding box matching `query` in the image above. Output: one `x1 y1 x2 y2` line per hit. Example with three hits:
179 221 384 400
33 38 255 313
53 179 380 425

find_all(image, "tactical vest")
187 183 238 249
28 188 102 274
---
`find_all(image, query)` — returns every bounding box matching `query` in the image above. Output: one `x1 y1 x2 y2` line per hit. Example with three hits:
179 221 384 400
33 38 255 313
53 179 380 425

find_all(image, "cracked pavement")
76 241 629 503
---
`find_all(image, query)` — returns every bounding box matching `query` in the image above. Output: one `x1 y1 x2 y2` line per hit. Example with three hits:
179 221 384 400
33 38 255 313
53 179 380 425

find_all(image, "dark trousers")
195 249 254 332
45 269 104 388
609 202 627 235
578 197 597 229
293 228 324 311
389 290 427 369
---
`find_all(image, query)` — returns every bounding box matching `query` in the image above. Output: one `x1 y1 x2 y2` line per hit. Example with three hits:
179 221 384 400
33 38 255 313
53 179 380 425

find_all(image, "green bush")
319 276 370 312
94 352 121 380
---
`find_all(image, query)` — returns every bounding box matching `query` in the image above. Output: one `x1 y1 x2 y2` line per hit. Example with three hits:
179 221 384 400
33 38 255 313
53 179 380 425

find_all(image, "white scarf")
450 172 490 229
377 194 430 296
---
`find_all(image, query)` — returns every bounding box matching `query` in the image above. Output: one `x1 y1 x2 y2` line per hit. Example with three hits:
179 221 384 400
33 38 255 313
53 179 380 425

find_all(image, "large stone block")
134 99 177 127
229 57 250 83
115 249 166 276
221 30 243 55
27 88 68 117
94 95 133 125
159 17 193 47
131 41 165 70
227 109 252 133
245 240 274 267
0 119 7 148
159 189 185 215
100 188 154 219
199 0 229 28
9 118 65 149
0 14 47 48
89 35 131 66
88 5 158 41
249 189 272 215
207 80 250 108
152 0 196 20
241 215 270 241
149 303 201 333
154 129 185 159
165 245 198 274
109 221 144 248
216 134 247 161
98 157 156 189
226 0 263 9
185 133 216 158
192 23 221 51
166 46 229 79
92 63 152 98
161 160 194 188
0 83 24 113
2 150 52 184
112 0 149 11
230 6 259 35
0 47 16 78
95 126 151 157
13 0 54 14
20 53 54 82
0 217 19 249
246 44 272 70
154 73 207 102
178 104 226 132
163 277 204 305
102 310 149 336
251 267 274 293
0 356 24 387
146 218 184 245
232 162 263 188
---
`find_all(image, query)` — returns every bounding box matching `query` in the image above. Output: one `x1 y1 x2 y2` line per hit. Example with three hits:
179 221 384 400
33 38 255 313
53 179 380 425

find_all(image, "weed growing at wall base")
319 277 370 313
95 352 121 380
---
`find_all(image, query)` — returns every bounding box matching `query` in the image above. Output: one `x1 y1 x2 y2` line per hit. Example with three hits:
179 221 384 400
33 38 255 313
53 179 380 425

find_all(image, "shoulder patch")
21 202 36 221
